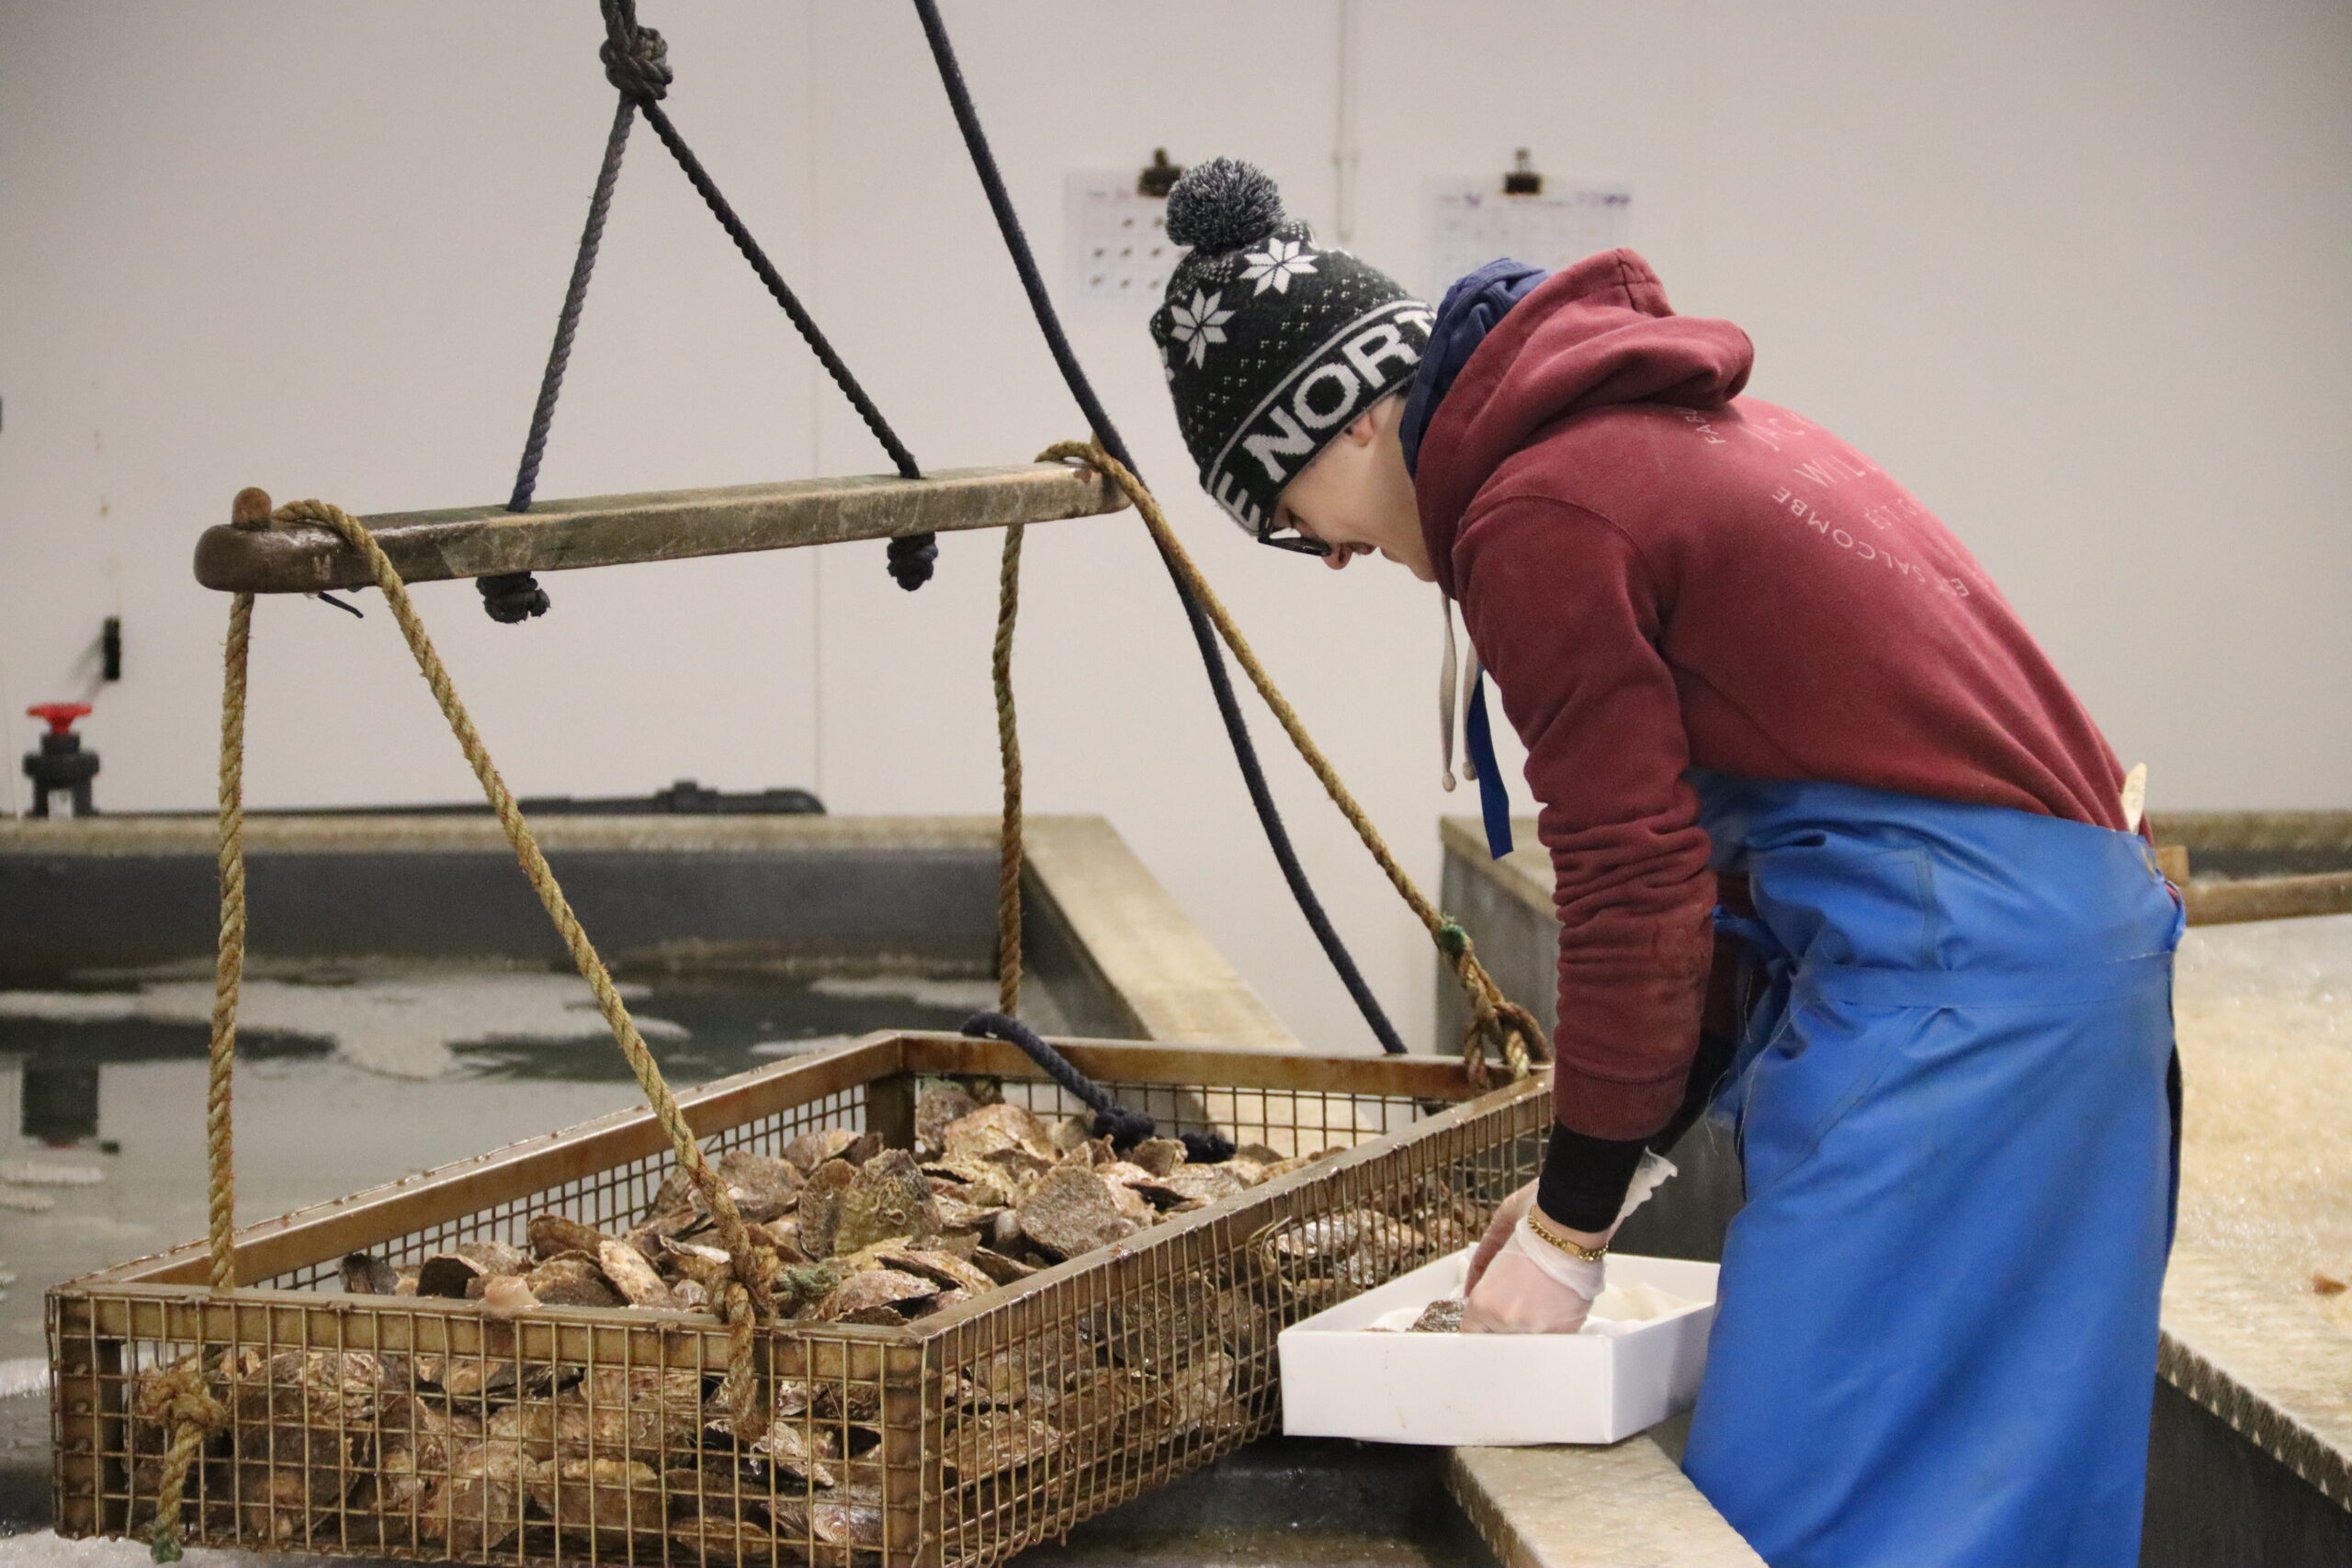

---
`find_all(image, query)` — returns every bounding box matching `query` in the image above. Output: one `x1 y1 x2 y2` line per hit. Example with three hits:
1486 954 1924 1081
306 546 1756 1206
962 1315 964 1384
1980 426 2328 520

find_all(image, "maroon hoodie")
1417 250 2128 1155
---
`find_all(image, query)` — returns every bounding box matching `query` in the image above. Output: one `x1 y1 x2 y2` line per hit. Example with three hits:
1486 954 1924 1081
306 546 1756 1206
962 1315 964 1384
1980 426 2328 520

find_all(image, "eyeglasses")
1255 522 1334 558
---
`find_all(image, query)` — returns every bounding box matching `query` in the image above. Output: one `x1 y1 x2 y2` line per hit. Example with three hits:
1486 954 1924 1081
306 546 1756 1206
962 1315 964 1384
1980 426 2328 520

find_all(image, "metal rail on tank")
191 462 1129 594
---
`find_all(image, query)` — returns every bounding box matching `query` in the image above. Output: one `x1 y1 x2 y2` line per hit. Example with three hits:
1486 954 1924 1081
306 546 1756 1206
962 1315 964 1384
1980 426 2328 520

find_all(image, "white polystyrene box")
1276 1249 1718 1446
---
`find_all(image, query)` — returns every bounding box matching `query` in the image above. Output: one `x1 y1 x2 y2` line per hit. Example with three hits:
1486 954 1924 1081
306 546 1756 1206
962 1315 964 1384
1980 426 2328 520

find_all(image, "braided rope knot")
136 1363 229 1562
1461 991 1544 1089
888 532 939 590
599 2 673 101
476 571 551 623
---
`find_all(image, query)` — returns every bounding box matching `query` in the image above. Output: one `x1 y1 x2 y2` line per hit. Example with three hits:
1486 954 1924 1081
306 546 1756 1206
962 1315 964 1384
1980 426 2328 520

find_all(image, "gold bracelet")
1525 1210 1609 1263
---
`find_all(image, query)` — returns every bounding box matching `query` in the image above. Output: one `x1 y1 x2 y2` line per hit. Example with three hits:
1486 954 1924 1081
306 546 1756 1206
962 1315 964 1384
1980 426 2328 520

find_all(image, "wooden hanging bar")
192 462 1126 593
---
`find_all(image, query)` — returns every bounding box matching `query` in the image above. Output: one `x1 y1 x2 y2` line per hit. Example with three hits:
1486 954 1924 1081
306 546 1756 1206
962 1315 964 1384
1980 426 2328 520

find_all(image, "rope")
716 1281 762 1439
634 99 919 488
993 523 1026 1016
491 65 640 625
908 0 1408 1054
509 96 636 515
612 4 939 590
1041 443 1544 1086
169 491 786 1557
505 0 933 611
206 587 251 1289
153 501 267 1562
962 1012 1235 1162
260 497 781 1297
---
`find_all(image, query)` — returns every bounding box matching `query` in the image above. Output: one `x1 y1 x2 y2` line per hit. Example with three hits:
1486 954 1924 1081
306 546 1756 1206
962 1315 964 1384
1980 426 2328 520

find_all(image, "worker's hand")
1463 1179 1539 1296
1460 1237 1600 1334
1462 1180 1611 1335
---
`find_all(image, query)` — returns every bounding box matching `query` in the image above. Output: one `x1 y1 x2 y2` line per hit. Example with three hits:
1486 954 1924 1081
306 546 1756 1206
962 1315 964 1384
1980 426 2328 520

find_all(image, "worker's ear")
1340 405 1383 447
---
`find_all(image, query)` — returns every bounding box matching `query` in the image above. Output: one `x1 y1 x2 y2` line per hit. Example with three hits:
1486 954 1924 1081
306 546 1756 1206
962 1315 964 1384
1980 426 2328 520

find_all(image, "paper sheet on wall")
1063 170 1181 319
1423 178 1632 298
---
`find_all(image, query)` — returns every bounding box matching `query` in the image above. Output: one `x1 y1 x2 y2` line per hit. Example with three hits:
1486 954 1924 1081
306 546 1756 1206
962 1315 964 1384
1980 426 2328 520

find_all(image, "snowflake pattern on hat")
1168 290 1237 367
1240 237 1317 295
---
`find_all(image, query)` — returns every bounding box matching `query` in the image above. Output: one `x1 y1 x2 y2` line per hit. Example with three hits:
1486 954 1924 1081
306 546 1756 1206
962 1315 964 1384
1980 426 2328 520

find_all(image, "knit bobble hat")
1150 158 1433 537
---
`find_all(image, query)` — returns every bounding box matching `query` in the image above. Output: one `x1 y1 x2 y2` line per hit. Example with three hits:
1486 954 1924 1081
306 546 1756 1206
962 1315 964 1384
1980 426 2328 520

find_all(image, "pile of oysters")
336 1082 1336 1324
128 1082 1477 1559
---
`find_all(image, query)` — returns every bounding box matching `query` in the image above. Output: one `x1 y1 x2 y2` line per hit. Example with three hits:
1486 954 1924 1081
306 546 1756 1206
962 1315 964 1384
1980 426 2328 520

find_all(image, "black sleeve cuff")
1535 1122 1650 1233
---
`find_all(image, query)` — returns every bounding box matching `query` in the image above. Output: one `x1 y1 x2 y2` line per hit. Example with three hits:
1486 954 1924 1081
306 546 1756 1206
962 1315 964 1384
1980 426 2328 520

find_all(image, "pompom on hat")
1149 158 1432 537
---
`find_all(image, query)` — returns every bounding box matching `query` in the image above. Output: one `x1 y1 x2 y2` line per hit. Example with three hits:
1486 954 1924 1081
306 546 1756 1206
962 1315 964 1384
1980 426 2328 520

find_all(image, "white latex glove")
1459 1152 1678 1336
1461 1218 1604 1333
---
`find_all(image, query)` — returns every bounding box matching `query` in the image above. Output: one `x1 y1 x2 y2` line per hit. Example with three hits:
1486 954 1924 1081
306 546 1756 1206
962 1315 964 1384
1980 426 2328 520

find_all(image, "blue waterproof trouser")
1679 773 2183 1568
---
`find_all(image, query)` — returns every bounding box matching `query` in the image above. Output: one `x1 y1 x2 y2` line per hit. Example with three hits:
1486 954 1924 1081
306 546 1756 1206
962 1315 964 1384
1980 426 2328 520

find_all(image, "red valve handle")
27 703 92 737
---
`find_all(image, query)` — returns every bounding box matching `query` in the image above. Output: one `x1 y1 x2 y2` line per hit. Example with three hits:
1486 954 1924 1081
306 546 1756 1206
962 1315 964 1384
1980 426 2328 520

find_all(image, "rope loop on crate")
1033 443 1547 1088
716 1280 764 1438
136 1359 229 1562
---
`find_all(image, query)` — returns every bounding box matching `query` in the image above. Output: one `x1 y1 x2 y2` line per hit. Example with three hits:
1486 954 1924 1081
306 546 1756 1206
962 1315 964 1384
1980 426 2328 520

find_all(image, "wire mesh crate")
51 1031 1546 1566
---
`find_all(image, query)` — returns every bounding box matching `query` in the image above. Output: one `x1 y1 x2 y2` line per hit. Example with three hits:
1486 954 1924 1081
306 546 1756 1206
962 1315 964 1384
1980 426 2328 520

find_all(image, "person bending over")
1143 158 2181 1568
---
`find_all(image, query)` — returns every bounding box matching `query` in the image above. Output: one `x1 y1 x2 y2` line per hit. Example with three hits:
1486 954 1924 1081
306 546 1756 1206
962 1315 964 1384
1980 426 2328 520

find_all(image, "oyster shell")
715 1148 803 1222
340 1250 400 1295
526 1213 605 1260
813 1267 938 1323
527 1454 666 1537
914 1082 982 1159
416 1239 527 1299
524 1254 625 1309
794 1159 858 1258
1013 1164 1137 1260
831 1148 943 1255
415 1443 532 1557
783 1127 868 1174
596 1237 675 1307
1409 1297 1466 1333
1126 1137 1187 1177
941 1410 1065 1480
943 1101 1058 1165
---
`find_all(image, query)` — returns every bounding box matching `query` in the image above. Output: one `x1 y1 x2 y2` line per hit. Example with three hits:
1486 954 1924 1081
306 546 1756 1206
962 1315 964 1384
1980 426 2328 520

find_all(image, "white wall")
5 1 2347 1056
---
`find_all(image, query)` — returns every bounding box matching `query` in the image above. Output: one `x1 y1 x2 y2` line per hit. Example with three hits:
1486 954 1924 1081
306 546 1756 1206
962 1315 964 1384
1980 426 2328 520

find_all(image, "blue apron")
1678 772 2183 1568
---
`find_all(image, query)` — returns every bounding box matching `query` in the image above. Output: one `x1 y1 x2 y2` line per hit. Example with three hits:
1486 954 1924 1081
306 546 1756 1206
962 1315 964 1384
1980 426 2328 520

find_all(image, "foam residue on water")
0 964 685 1079
751 1033 861 1058
2172 912 2352 1337
808 973 1071 1034
809 974 1001 1012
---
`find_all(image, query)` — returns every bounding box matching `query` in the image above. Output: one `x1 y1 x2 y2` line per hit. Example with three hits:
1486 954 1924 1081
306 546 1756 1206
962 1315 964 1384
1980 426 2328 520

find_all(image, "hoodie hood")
1414 249 1753 598
1400 257 1549 478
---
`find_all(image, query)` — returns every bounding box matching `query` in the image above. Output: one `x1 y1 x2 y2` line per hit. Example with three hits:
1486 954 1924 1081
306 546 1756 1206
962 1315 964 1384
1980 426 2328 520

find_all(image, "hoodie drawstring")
1442 596 1515 859
1441 598 1463 791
